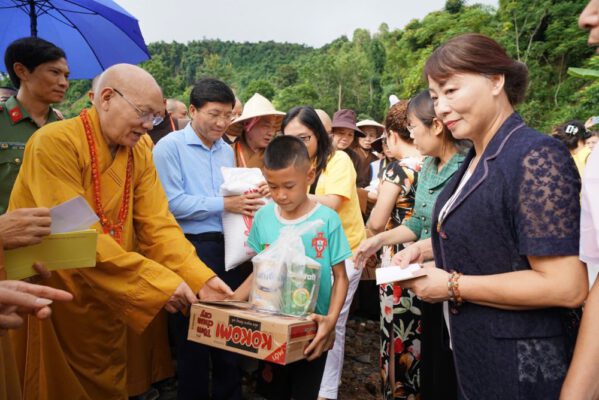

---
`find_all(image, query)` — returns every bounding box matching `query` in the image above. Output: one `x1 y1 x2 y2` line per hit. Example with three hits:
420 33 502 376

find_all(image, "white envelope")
375 264 428 285
50 196 99 234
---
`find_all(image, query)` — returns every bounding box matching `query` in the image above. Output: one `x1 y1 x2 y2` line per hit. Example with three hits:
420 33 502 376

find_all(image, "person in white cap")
228 93 285 168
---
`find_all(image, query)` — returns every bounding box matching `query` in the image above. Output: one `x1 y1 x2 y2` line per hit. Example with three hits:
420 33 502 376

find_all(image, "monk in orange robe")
8 64 232 400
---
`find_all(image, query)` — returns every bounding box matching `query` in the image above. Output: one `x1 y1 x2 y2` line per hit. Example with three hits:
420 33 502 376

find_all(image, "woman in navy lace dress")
400 34 589 400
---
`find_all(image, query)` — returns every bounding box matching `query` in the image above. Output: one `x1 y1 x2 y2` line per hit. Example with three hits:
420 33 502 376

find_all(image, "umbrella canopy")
0 0 151 79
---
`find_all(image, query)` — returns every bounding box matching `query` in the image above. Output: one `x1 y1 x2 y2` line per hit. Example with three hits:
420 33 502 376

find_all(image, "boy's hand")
227 287 249 302
226 274 253 302
304 314 336 361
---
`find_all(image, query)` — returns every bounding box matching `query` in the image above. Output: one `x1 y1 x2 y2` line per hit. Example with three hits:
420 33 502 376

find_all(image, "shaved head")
315 109 332 134
166 98 188 119
93 64 164 148
94 64 163 110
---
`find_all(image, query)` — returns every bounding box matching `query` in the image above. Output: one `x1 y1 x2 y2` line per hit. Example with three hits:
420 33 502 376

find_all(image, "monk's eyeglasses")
112 88 164 126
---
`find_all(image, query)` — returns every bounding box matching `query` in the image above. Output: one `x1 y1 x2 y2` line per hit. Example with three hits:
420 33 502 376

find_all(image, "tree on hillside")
196 53 234 86
241 80 276 102
274 83 320 112
275 65 299 88
445 0 464 14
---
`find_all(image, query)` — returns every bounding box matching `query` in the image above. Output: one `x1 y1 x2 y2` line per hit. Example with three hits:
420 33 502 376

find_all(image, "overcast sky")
116 0 499 48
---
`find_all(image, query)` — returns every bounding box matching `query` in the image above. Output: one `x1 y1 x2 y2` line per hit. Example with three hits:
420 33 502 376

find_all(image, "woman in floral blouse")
364 100 421 400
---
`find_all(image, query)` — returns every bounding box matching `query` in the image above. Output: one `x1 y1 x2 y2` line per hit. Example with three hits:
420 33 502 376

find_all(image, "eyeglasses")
112 88 163 126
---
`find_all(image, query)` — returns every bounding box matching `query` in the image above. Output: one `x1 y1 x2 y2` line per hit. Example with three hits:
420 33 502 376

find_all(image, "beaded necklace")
80 109 133 244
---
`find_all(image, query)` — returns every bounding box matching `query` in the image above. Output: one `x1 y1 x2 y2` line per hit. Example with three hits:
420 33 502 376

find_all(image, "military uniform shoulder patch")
8 106 23 123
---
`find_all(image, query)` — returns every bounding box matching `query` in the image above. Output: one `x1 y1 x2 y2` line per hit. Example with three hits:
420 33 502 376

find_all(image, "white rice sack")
220 167 266 271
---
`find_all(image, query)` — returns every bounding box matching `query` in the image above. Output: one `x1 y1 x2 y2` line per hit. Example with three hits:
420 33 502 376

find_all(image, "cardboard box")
188 301 317 365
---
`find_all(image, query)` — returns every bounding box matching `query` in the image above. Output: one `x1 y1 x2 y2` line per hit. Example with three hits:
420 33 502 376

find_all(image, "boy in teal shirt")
247 196 350 316
233 135 350 400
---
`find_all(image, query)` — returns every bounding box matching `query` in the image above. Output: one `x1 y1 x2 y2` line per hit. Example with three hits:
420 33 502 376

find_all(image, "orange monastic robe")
233 136 264 168
0 240 22 400
126 310 173 396
126 136 174 397
8 107 215 400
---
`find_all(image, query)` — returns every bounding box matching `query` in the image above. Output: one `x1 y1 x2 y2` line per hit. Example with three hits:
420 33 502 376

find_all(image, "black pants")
420 302 457 400
170 233 251 400
256 352 328 400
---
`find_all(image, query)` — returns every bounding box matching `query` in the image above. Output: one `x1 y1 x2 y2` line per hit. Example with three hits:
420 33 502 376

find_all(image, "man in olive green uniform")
0 37 69 213
0 97 63 213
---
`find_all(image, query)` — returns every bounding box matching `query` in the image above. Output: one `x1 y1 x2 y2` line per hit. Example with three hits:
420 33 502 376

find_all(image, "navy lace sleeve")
515 138 581 256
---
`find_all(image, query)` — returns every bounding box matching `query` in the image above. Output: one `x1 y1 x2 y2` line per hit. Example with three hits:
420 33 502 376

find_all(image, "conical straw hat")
228 93 285 136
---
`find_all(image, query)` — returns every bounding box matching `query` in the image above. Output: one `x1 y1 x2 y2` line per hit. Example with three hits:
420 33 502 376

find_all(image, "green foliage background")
55 0 598 133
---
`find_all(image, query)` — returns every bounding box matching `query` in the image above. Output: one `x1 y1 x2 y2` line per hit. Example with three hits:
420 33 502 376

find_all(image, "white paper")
50 196 99 234
375 264 427 285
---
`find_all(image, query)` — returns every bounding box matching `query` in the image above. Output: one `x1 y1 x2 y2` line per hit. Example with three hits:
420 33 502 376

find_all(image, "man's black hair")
190 78 235 109
4 37 66 89
264 135 310 171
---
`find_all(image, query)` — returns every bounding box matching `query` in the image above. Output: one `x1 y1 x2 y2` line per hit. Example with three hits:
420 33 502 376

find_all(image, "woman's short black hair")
281 106 334 177
189 78 235 109
4 37 66 89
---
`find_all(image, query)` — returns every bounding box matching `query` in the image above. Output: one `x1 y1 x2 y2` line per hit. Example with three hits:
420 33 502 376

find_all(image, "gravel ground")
338 317 383 400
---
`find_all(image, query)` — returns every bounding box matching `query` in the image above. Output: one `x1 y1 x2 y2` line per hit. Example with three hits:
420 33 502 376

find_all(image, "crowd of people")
1 1 599 400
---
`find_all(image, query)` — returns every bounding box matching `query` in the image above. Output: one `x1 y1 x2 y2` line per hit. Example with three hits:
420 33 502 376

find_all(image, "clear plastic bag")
250 219 323 317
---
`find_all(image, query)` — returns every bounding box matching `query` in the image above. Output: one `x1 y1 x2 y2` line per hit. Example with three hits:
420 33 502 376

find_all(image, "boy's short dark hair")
4 37 66 89
190 78 235 109
264 135 310 171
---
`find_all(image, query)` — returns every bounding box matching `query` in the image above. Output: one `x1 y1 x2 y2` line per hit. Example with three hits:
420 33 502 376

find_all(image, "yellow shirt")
315 151 366 251
573 145 591 178
8 107 215 400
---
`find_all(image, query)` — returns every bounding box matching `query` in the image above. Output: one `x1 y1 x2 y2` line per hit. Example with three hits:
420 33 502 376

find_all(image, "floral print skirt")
380 282 422 400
